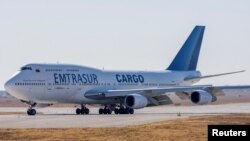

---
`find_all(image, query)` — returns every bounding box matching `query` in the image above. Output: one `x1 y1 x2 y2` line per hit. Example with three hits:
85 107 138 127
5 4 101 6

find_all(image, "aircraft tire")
27 109 31 115
85 108 90 115
129 108 134 114
99 108 103 114
27 109 36 116
80 109 85 115
114 108 119 114
107 109 112 114
76 108 81 115
119 108 125 114
31 109 36 115
103 109 107 114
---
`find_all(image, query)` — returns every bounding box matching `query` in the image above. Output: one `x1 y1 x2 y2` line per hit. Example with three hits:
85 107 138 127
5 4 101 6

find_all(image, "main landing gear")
99 104 134 115
114 106 134 114
99 106 112 115
76 104 90 115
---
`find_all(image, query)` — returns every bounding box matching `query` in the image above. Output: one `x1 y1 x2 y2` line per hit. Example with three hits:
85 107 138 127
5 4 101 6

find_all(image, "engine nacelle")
191 90 216 105
124 94 148 109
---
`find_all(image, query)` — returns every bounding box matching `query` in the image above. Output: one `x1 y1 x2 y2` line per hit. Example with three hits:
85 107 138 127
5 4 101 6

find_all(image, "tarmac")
0 103 250 128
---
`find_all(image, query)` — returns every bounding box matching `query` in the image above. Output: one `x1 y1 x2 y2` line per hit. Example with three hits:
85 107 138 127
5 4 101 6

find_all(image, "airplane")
4 25 250 116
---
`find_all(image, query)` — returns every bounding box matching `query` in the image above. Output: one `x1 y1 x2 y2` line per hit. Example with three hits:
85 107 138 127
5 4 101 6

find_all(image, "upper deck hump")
21 63 102 72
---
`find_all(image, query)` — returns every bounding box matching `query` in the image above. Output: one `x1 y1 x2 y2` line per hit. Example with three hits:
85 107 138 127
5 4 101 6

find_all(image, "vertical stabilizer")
167 26 205 71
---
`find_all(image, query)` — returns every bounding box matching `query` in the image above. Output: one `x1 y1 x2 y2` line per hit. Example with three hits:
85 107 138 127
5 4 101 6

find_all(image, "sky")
0 0 250 89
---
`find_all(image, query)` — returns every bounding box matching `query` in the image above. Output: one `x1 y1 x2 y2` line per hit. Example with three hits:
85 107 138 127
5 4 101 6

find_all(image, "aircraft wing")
85 85 250 99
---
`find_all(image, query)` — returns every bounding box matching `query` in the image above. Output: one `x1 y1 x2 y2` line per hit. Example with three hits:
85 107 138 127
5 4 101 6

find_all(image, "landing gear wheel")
119 108 124 114
103 109 107 114
125 108 130 114
80 109 85 115
27 109 36 116
129 108 134 114
99 107 112 115
107 109 112 114
114 108 119 114
76 108 81 115
31 109 36 115
85 108 90 115
99 108 103 114
27 109 31 115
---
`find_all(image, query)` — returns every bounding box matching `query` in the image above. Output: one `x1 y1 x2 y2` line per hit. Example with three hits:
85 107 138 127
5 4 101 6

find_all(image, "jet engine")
190 90 216 105
124 94 148 109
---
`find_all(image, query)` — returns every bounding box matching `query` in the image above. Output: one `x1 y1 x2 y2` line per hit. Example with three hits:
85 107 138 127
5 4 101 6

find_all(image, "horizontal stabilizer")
184 70 245 81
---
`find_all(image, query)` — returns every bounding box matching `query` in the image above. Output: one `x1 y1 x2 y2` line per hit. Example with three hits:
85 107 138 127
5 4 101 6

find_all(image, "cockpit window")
21 67 32 71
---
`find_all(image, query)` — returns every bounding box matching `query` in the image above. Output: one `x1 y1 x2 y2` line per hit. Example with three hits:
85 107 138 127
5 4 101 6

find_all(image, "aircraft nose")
4 78 15 93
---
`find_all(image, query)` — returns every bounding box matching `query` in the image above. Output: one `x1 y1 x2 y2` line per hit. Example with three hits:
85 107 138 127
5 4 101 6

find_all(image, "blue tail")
167 26 205 71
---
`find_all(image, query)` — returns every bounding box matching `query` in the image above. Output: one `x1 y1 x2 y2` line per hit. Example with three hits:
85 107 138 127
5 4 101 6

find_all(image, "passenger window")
21 67 32 71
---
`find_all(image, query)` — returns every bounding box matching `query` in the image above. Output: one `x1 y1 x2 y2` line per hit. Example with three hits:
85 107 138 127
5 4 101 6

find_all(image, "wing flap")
147 95 174 106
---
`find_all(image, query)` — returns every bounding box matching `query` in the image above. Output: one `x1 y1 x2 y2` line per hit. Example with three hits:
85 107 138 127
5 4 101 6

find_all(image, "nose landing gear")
26 103 37 116
27 108 36 116
20 100 37 116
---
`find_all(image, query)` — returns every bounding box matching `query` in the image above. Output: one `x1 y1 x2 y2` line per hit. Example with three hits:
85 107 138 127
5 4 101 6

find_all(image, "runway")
0 103 249 128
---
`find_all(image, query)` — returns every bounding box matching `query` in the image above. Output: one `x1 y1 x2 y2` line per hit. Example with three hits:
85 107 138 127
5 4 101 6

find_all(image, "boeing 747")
4 26 250 115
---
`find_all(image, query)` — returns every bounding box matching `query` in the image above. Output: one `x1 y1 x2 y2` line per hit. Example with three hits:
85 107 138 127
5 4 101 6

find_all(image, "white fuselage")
4 64 201 104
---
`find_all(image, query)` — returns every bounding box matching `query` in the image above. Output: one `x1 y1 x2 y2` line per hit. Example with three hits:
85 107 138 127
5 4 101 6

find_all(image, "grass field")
0 114 250 141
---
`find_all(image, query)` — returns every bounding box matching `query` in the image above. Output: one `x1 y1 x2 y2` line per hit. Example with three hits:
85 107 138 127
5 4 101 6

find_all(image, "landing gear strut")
76 104 90 115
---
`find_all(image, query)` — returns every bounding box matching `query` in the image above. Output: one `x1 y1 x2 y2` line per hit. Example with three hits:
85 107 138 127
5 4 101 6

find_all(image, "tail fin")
167 26 205 71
